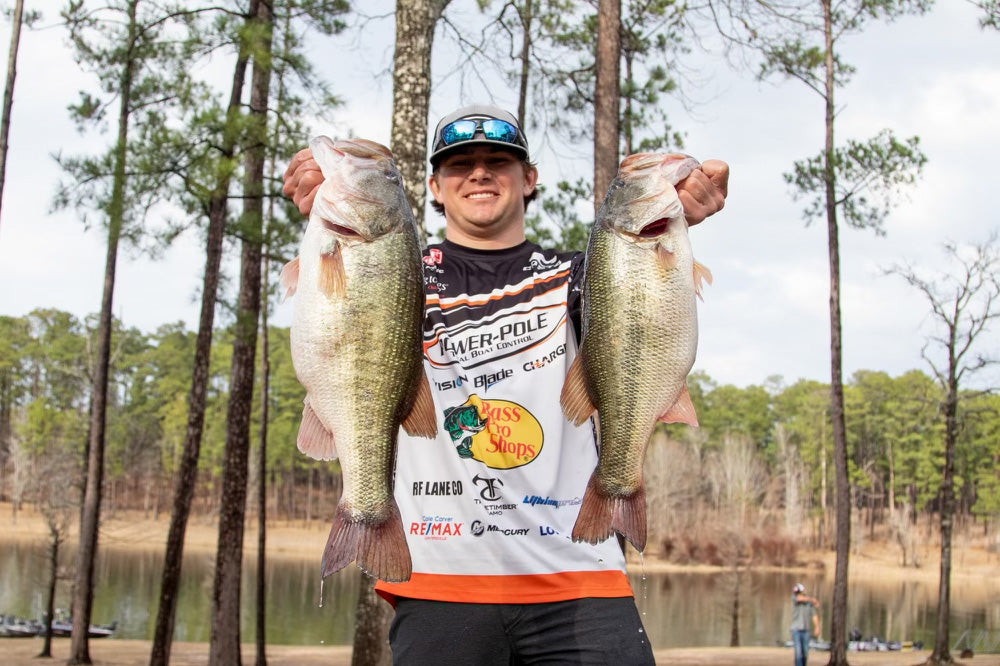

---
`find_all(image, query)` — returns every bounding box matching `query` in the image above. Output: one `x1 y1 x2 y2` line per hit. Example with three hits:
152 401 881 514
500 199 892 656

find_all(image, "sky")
0 1 997 390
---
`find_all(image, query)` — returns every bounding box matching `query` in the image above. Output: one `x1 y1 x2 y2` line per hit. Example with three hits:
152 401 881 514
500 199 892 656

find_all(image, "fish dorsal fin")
279 256 300 301
560 353 596 426
657 383 699 427
401 370 438 438
297 398 338 460
693 260 713 301
319 243 347 299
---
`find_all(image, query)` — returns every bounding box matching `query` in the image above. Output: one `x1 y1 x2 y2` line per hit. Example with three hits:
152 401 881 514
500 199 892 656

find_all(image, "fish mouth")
318 217 370 241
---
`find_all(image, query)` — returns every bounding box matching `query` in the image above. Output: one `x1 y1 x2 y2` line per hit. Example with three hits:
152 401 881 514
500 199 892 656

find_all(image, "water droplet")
317 578 325 608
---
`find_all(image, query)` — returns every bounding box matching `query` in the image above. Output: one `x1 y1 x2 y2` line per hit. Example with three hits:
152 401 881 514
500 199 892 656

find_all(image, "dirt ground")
4 639 997 666
4 503 1000 665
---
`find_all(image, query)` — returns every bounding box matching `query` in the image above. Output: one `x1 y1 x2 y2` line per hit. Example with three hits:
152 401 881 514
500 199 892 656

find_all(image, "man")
283 105 728 664
790 583 821 666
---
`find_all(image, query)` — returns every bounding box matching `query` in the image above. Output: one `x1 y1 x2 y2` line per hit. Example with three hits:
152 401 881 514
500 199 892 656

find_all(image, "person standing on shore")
790 582 821 666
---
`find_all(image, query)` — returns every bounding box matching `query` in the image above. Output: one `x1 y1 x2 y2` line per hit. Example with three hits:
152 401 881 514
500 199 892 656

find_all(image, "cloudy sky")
0 1 997 390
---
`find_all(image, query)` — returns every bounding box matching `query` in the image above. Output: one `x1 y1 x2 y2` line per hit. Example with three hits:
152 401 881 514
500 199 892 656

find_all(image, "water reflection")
1 540 996 648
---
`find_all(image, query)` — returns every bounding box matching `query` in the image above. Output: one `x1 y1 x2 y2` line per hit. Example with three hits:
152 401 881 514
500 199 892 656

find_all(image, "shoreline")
3 638 981 666
5 502 999 583
5 503 999 665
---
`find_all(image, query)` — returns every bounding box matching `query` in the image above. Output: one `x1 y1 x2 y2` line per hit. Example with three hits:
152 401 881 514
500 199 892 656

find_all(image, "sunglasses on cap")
437 118 522 149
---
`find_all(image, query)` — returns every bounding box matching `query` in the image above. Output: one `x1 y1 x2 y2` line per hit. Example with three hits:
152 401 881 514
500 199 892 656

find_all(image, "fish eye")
382 169 400 182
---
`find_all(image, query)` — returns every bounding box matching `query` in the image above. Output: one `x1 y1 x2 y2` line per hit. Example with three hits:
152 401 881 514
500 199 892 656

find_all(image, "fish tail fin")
657 384 699 427
318 243 347 298
572 474 647 552
401 370 438 438
612 484 647 552
572 473 616 545
297 399 338 460
358 501 412 583
693 260 713 301
561 354 596 426
321 502 412 583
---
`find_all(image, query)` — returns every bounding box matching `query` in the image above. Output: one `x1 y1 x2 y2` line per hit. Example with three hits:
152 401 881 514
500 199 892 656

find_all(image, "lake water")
1 540 996 649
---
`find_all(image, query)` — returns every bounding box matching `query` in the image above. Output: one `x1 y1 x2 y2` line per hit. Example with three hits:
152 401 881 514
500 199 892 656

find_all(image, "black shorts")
388 596 656 665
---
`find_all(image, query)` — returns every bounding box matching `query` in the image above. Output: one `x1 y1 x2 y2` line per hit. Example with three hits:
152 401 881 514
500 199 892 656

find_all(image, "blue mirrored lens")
441 120 478 145
481 119 518 142
440 118 520 147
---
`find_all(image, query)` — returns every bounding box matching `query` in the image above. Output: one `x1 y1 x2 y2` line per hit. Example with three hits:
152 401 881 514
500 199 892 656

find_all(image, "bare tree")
32 446 78 658
887 235 1000 665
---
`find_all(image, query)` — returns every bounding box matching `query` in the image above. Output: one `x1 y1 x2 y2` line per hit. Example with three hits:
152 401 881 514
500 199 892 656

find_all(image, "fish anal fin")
279 256 300 302
560 354 596 426
297 399 338 460
693 260 713 301
657 384 699 427
319 244 347 299
401 370 438 438
321 501 412 583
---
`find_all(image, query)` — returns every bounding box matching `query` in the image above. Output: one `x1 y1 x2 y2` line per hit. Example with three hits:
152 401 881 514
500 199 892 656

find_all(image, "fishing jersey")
376 239 632 605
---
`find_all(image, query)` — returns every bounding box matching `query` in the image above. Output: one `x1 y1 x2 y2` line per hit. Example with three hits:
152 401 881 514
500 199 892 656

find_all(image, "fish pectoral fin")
318 243 347 298
279 256 300 301
655 243 679 270
401 370 438 438
560 354 596 426
693 260 713 302
297 399 339 460
657 384 699 427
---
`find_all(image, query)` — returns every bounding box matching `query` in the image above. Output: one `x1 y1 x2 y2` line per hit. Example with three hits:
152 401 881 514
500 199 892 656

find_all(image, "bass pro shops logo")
442 394 543 469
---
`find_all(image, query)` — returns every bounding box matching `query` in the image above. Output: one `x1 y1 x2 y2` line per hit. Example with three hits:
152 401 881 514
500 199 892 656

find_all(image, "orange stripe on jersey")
374 570 633 607
425 269 571 310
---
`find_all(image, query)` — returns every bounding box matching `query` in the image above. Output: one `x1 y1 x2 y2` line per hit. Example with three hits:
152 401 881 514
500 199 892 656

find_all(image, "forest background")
0 0 998 665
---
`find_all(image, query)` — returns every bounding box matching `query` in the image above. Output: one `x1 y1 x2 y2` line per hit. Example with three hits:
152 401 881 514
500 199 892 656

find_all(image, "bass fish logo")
442 395 543 469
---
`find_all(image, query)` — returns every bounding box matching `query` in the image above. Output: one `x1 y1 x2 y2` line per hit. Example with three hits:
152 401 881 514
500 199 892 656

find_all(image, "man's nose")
468 160 491 179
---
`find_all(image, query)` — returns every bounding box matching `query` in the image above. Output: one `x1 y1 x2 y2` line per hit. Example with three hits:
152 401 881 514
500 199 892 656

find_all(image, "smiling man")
283 104 728 665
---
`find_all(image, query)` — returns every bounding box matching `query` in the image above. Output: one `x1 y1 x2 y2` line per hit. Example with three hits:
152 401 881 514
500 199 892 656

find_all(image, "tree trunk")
593 0 621 212
148 3 257 662
821 2 850 664
927 381 958 664
516 0 532 127
0 0 24 226
351 573 393 666
69 3 136 663
209 1 273 662
37 527 60 658
390 0 450 238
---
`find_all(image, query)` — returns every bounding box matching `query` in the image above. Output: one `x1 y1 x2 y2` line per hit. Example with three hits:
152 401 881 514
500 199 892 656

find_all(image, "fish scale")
281 137 437 583
561 152 711 552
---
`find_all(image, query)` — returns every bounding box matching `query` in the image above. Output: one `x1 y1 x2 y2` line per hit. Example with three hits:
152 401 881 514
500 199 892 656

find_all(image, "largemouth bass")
280 137 436 582
560 153 712 552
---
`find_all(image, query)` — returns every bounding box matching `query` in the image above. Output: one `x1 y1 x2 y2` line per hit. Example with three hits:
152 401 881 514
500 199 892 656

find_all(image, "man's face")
429 145 538 248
